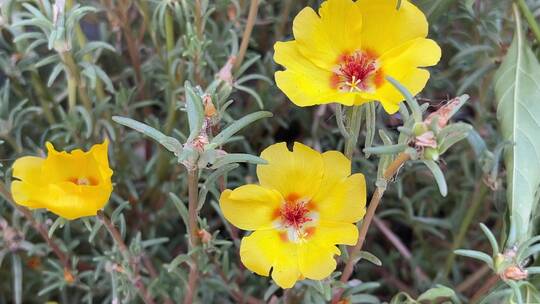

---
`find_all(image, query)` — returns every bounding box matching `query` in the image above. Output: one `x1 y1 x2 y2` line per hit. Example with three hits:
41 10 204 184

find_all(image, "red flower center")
280 194 312 229
331 51 384 93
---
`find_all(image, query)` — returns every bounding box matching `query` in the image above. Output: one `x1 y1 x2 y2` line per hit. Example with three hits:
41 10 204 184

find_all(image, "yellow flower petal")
298 221 359 280
316 173 367 223
292 0 363 69
356 0 428 55
240 230 301 288
312 151 366 223
42 182 112 220
273 0 439 111
10 140 113 220
10 181 46 209
257 142 324 199
298 241 340 280
11 156 48 209
219 185 282 230
12 156 44 182
358 39 441 114
274 41 357 107
313 220 359 246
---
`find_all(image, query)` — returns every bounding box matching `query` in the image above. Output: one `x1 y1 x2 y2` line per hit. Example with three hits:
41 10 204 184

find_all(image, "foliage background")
1 0 540 303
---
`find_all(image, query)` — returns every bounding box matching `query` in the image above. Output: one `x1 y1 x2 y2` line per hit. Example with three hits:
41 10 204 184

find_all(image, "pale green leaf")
493 8 540 245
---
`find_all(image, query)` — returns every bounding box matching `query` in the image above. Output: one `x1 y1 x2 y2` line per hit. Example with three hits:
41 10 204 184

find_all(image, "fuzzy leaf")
493 8 540 245
185 83 205 142
112 116 183 156
209 111 273 148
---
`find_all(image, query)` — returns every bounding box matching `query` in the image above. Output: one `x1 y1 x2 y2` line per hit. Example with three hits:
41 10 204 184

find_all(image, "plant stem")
344 105 362 159
0 182 73 277
234 0 260 71
66 0 106 101
456 264 491 293
30 71 56 124
97 210 155 304
163 8 177 134
469 274 499 304
183 169 200 304
332 152 411 303
516 0 540 44
61 52 93 113
442 181 489 279
193 0 205 85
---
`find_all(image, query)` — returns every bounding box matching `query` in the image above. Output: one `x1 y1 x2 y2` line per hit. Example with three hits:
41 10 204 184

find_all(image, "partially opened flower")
219 142 366 288
11 140 113 220
274 0 441 114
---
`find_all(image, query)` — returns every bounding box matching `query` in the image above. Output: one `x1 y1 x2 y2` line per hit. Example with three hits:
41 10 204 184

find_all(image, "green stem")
67 72 77 112
516 0 540 44
30 72 56 124
66 0 106 101
442 181 489 278
61 52 93 113
344 105 362 159
164 8 177 134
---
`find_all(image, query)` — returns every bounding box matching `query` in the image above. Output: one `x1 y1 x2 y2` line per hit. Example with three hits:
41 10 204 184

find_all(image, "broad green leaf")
493 9 540 245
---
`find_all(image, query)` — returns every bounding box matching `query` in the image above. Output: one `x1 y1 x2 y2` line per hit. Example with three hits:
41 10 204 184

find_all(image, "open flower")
11 140 113 220
274 0 441 114
219 142 366 288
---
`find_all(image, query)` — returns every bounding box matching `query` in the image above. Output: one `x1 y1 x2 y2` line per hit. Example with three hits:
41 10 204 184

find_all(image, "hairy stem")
234 0 260 70
97 210 155 304
183 169 200 304
333 152 411 303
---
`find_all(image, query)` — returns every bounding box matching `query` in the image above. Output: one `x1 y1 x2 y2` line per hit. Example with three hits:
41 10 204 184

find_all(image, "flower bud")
413 122 428 136
424 147 440 161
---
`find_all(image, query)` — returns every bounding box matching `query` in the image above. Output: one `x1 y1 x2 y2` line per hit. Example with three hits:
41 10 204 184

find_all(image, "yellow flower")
11 140 113 220
219 142 366 288
274 0 441 114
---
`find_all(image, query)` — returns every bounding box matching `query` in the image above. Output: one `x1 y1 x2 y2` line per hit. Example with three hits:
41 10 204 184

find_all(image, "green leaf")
209 111 273 148
112 116 183 156
358 251 382 266
185 82 205 142
211 153 267 169
454 249 493 268
493 7 540 245
422 160 448 197
417 285 460 303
